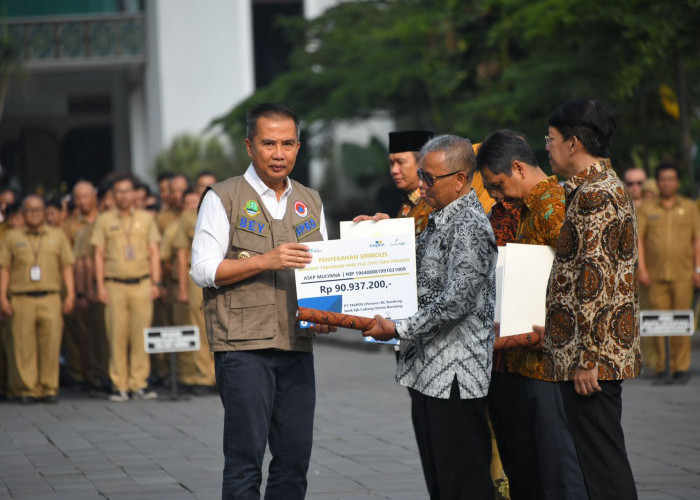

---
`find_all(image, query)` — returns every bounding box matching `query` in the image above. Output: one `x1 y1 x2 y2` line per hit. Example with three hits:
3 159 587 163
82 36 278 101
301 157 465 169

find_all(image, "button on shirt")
395 189 497 399
190 165 328 288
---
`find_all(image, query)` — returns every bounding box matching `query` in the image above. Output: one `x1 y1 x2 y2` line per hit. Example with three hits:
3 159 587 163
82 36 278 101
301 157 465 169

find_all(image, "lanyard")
119 212 134 246
27 232 44 266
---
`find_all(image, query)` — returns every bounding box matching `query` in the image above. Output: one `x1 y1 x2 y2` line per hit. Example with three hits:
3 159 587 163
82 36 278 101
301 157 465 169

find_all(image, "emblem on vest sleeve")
294 216 319 240
237 251 251 259
244 200 260 217
236 215 269 237
294 201 308 217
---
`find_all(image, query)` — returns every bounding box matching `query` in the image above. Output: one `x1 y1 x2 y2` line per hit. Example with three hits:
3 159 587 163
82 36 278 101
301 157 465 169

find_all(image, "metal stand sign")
640 310 695 385
144 325 201 400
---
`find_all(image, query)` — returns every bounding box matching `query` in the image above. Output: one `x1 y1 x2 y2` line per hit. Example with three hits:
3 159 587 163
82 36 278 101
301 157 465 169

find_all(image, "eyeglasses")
544 135 553 146
626 181 644 187
417 168 463 188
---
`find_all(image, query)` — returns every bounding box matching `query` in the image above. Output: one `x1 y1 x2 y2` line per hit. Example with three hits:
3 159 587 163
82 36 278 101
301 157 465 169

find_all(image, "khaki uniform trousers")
105 280 153 392
648 280 693 373
177 277 215 387
9 294 63 398
639 285 659 373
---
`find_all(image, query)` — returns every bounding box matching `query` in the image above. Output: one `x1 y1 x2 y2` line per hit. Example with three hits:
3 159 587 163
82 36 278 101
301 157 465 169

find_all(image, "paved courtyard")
1 334 699 499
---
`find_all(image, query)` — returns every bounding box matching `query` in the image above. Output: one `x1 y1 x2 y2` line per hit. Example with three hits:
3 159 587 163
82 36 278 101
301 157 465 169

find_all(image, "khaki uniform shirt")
156 209 179 235
64 214 91 247
91 208 160 279
0 225 74 293
73 223 95 260
637 196 700 282
160 219 181 282
397 188 433 237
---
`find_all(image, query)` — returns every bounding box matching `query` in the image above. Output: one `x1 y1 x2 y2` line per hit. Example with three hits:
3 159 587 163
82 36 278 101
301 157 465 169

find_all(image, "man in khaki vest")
0 195 75 403
191 103 333 498
92 174 162 402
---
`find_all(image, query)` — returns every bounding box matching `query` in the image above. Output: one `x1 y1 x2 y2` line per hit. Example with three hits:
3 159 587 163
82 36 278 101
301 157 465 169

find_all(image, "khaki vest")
203 176 324 352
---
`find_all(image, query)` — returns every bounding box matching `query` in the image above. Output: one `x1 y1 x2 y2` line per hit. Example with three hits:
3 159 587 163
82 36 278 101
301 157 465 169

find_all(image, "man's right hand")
352 213 390 223
263 243 313 271
0 298 12 316
97 287 109 305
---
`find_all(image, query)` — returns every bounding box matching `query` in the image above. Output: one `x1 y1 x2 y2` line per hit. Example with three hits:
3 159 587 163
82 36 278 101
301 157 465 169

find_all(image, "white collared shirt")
190 165 327 288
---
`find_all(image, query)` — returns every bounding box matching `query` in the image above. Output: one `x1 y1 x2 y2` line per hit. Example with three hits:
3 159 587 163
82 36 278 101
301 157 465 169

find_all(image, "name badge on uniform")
125 244 135 261
294 216 319 240
30 265 42 282
236 215 269 237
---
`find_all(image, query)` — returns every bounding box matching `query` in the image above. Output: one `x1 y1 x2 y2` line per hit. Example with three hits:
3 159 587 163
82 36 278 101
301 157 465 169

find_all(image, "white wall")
304 0 349 19
140 0 255 179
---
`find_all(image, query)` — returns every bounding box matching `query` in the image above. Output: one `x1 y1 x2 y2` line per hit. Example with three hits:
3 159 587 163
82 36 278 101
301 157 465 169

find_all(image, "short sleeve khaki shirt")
0 225 74 293
637 196 700 281
91 208 160 279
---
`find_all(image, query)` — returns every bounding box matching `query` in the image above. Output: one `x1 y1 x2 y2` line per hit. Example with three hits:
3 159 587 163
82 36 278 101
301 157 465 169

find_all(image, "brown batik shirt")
542 159 642 381
505 176 565 379
398 188 433 237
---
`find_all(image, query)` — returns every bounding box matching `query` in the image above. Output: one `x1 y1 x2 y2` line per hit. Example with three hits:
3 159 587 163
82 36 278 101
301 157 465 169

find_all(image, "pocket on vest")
228 289 277 341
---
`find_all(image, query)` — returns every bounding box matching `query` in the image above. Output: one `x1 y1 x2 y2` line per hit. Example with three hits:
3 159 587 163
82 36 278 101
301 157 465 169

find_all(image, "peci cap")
389 130 434 154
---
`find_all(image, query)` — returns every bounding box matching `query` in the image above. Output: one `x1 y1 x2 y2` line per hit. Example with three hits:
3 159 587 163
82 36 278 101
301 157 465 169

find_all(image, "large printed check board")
294 220 418 339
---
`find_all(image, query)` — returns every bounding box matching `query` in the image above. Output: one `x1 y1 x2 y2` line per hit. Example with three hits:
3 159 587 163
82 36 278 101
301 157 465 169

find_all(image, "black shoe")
673 371 691 385
40 395 59 404
18 396 38 405
190 385 210 396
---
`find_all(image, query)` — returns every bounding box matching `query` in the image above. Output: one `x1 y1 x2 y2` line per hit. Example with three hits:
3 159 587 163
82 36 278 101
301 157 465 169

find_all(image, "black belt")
105 275 150 285
13 291 58 297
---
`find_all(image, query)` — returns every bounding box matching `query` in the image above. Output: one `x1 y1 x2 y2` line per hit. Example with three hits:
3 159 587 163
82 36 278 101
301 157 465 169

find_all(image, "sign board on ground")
640 310 694 337
144 325 200 353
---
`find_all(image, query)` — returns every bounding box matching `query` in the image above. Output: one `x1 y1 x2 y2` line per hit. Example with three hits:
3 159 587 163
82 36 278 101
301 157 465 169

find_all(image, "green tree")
217 0 700 183
152 133 243 181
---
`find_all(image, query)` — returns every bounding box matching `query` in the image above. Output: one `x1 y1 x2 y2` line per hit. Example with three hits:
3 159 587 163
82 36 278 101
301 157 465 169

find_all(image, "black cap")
388 130 434 154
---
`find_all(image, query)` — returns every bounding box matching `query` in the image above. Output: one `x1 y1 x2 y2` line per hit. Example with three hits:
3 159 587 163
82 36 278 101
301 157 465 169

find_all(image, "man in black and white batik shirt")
364 135 497 500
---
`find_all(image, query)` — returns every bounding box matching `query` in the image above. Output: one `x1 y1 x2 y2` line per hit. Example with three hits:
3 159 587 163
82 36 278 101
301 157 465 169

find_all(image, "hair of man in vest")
245 103 300 142
419 135 476 179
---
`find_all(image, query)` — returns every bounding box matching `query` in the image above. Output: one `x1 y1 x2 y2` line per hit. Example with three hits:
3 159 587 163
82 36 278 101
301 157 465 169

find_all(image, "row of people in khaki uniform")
0 170 217 403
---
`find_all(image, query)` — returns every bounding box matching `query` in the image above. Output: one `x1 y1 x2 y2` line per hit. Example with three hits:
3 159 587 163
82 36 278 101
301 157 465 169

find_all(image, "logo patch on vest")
237 251 251 259
244 200 260 217
294 216 319 240
294 201 308 217
236 215 269 237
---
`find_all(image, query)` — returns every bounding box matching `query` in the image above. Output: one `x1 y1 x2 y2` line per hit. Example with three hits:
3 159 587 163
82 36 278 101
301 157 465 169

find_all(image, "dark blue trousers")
215 350 315 500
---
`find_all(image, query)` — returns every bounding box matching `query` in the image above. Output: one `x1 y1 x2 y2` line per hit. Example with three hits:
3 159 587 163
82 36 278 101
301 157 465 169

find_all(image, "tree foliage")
217 0 700 182
152 133 243 182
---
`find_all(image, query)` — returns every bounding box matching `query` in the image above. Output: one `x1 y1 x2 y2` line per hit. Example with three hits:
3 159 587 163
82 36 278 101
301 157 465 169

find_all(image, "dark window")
252 0 303 88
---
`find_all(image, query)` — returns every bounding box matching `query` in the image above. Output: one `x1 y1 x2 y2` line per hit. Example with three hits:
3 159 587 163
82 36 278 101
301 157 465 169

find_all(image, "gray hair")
419 135 476 177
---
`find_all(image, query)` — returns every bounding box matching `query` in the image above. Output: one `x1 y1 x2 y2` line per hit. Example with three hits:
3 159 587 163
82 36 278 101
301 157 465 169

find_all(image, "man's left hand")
573 366 601 396
309 323 336 335
362 315 397 342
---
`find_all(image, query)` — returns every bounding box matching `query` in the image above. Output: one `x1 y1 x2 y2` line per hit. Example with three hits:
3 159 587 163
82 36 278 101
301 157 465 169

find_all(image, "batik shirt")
397 188 433 237
396 189 497 399
505 176 565 379
542 160 642 381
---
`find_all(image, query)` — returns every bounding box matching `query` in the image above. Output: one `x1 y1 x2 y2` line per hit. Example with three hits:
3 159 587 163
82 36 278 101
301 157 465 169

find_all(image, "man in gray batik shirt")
364 135 497 500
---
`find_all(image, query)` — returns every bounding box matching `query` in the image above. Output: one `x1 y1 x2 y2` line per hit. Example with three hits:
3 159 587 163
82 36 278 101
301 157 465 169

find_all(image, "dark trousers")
560 380 637 500
488 372 540 499
488 373 587 500
408 378 492 500
215 350 315 500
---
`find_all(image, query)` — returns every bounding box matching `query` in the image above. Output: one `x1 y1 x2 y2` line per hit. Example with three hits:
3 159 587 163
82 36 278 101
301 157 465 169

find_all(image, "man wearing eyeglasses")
363 135 497 499
624 167 647 209
534 99 640 500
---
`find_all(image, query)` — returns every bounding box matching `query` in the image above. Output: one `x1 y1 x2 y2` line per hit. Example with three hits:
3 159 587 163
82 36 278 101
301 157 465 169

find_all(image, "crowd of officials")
0 169 219 403
0 98 697 500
